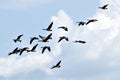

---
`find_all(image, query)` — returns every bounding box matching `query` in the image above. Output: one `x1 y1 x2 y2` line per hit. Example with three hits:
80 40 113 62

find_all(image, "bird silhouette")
43 22 53 31
86 19 98 25
76 21 86 26
58 26 68 31
58 36 69 43
30 37 39 44
8 47 20 56
51 60 61 69
19 47 29 56
41 46 51 54
13 34 23 43
39 35 52 40
99 4 108 9
73 40 86 44
27 44 38 52
39 33 52 42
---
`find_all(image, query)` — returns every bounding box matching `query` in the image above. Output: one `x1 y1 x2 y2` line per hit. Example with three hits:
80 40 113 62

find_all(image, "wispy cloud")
0 0 53 10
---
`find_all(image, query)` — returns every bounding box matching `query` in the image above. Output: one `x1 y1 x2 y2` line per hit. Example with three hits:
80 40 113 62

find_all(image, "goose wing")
17 34 23 40
58 37 64 43
47 22 53 30
103 4 108 8
56 60 61 66
47 46 51 52
42 47 46 54
39 35 45 39
31 44 38 51
30 37 38 44
43 33 52 41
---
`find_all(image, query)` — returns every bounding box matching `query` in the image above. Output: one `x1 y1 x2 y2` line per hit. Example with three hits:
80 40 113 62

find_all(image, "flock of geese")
8 4 108 69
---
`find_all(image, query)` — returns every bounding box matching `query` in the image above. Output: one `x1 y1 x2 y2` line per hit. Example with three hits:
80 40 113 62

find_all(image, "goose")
8 47 20 55
13 34 23 43
43 22 53 31
39 33 52 42
58 36 68 43
86 19 98 25
30 37 39 44
41 46 51 54
58 26 68 31
73 40 86 44
39 35 52 40
99 4 108 9
51 60 61 69
27 44 38 52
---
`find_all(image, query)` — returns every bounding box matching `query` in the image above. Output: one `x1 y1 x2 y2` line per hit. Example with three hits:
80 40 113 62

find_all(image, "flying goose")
41 46 51 54
8 47 20 56
86 19 98 25
30 37 39 44
99 4 108 9
58 26 68 31
51 60 61 69
58 36 69 43
27 44 38 52
73 40 86 44
39 35 52 40
13 34 23 43
39 33 52 42
43 22 53 31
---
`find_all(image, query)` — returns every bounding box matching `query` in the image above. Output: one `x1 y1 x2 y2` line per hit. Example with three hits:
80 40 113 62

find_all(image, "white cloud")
0 54 52 77
0 0 52 10
84 0 120 60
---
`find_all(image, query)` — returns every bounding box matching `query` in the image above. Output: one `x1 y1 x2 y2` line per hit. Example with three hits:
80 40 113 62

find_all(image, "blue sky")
0 0 120 80
0 0 99 57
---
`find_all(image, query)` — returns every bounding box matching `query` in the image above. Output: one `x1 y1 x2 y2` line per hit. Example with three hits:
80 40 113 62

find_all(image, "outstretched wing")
17 34 23 40
51 65 56 69
30 37 39 44
58 37 63 43
39 35 45 39
47 46 51 52
30 38 34 44
42 47 46 54
31 44 38 51
47 22 53 30
56 60 61 66
103 4 108 8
